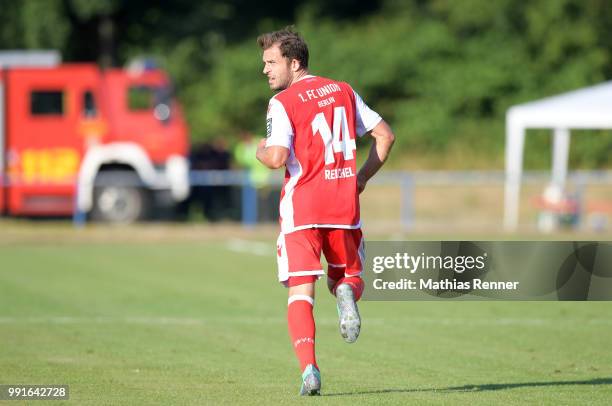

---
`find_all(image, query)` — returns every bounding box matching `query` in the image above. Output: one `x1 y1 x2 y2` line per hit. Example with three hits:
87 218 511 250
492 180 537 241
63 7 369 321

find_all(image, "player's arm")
258 98 291 169
357 120 395 194
256 140 289 169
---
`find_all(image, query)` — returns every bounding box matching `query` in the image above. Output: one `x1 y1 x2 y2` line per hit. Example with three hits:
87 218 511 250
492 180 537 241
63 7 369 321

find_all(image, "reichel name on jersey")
324 167 355 180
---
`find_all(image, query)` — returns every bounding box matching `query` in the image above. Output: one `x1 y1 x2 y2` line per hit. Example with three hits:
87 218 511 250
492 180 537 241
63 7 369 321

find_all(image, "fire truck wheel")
90 171 149 223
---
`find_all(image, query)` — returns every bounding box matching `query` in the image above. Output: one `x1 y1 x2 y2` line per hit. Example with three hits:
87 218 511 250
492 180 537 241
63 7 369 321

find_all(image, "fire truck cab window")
83 91 97 117
128 86 154 111
30 90 64 115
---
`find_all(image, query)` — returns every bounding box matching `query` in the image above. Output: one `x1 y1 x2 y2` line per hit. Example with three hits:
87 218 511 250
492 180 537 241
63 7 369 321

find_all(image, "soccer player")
256 27 395 396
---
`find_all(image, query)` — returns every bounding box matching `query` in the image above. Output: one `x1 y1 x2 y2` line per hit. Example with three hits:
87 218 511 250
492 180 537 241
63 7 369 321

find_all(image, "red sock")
335 276 364 301
287 296 317 372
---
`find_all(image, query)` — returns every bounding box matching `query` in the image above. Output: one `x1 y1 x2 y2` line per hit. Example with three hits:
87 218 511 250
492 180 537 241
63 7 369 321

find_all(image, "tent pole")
551 128 571 190
504 114 525 231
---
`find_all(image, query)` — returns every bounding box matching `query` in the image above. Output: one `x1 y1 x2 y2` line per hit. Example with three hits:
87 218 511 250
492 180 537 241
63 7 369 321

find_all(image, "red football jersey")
266 75 381 234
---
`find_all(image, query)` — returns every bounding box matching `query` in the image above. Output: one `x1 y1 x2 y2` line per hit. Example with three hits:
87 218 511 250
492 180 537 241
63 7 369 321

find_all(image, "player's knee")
288 276 316 298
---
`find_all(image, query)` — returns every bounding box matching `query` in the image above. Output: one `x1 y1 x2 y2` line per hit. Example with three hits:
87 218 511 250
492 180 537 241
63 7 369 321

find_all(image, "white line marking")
225 239 270 256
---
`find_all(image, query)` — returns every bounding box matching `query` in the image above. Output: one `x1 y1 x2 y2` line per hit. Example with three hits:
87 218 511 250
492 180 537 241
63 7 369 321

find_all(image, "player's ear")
290 58 301 72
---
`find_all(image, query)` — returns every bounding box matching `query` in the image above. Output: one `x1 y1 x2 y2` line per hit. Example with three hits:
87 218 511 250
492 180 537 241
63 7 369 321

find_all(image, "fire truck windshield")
127 85 172 122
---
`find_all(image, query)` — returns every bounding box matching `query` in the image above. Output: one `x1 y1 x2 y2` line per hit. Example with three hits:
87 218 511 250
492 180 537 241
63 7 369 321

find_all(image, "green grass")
1 232 611 404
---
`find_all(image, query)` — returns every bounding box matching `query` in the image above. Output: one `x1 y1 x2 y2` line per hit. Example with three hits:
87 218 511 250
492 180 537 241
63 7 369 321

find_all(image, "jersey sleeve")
265 98 293 149
353 89 382 137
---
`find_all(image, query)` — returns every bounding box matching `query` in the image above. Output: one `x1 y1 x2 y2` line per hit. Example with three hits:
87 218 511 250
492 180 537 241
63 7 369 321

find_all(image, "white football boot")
299 364 321 396
335 283 361 343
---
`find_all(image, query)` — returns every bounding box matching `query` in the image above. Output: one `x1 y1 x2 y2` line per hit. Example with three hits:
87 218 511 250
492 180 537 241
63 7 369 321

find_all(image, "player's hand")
357 173 367 194
255 138 267 162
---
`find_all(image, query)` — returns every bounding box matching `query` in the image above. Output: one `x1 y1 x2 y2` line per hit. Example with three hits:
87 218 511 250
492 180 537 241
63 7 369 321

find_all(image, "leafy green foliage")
188 0 612 168
0 0 69 49
2 0 612 168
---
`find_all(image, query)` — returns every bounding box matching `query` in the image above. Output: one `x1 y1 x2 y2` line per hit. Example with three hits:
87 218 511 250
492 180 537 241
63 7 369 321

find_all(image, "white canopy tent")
504 81 612 231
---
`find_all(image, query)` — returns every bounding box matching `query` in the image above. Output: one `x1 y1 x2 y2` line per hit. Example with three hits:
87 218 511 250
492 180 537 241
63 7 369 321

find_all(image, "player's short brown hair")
257 26 309 70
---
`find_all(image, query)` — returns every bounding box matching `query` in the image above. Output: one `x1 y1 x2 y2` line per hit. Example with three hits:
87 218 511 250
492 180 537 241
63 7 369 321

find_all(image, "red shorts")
276 228 364 287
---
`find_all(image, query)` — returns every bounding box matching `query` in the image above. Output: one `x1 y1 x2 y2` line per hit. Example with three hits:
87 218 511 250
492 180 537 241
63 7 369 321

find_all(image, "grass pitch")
1 224 611 405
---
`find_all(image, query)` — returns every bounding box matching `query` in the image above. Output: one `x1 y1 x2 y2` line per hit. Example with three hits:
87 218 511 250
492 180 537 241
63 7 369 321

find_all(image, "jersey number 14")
311 106 356 165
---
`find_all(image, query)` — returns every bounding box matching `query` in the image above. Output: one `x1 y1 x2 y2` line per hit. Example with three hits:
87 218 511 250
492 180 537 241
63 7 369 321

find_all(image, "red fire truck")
0 51 190 222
